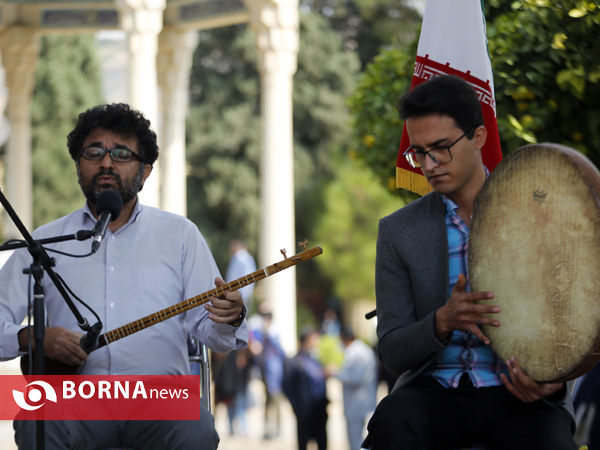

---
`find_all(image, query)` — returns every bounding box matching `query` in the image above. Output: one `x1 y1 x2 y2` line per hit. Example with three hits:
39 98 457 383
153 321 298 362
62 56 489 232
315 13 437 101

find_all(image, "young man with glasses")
0 103 248 449
362 76 576 449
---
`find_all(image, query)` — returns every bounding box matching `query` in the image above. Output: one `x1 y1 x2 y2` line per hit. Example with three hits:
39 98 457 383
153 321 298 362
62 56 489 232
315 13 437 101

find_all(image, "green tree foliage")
186 24 260 271
348 46 415 198
300 0 421 67
486 1 600 163
348 1 600 192
31 34 103 227
314 155 402 302
186 12 360 277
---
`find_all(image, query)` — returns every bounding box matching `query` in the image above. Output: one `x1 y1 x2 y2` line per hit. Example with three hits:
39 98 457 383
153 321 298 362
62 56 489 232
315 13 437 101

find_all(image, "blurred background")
0 0 599 448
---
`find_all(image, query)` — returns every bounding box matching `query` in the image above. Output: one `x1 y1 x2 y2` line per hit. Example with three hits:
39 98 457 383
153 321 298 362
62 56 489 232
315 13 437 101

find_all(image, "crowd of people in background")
209 244 389 449
213 306 386 450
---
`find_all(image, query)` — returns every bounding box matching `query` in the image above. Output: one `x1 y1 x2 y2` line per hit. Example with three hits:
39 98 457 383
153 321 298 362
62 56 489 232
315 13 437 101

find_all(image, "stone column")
245 0 299 354
0 28 39 239
116 0 166 208
157 29 198 216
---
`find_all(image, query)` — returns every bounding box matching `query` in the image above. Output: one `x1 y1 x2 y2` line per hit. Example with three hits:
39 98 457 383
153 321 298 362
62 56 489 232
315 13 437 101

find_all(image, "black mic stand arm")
0 188 103 450
0 189 102 364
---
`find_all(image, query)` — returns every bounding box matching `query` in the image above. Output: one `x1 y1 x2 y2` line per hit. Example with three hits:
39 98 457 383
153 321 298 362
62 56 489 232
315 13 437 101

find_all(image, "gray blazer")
375 191 573 416
375 191 448 388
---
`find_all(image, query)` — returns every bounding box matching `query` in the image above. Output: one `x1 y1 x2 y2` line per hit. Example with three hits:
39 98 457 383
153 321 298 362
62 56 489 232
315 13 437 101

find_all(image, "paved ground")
214 377 351 450
0 359 358 450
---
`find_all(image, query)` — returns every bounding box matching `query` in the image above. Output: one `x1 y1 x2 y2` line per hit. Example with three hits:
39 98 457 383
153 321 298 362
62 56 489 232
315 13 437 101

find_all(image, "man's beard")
79 166 145 207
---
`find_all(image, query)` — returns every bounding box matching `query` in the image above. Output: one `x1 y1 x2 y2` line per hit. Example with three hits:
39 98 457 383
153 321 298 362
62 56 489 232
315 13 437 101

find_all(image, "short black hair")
67 103 159 164
397 75 484 138
340 327 355 341
299 326 318 345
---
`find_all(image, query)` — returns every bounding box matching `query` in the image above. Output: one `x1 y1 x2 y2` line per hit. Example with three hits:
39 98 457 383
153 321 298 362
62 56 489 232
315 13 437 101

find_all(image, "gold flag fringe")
396 167 433 196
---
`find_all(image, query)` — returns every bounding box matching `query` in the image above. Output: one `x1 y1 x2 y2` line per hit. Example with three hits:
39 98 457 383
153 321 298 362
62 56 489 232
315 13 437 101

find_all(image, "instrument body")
21 245 322 375
469 144 600 383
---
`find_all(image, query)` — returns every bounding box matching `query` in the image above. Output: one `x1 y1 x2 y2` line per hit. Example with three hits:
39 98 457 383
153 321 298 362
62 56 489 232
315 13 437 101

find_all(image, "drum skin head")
469 143 600 382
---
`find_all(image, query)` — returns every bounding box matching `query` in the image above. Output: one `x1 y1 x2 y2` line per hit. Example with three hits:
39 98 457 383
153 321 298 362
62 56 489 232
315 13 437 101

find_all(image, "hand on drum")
434 273 499 344
500 356 564 403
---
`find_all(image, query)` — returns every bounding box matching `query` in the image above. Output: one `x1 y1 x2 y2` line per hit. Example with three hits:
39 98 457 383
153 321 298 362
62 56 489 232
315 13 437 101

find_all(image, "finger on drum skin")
472 328 490 345
485 318 500 327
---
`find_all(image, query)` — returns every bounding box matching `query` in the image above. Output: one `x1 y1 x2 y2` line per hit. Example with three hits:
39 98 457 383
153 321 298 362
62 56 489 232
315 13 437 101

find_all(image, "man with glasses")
0 103 247 449
362 76 576 449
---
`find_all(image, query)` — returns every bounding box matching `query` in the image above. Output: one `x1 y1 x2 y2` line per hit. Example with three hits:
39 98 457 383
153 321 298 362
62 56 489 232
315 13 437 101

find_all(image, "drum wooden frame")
469 143 600 383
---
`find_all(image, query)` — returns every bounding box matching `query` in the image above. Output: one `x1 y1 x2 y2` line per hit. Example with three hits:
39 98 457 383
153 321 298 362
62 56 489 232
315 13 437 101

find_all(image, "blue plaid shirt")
424 195 508 388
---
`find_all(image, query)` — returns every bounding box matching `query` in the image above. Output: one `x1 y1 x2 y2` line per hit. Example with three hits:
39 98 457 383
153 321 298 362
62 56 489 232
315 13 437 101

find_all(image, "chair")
187 336 212 412
104 338 213 450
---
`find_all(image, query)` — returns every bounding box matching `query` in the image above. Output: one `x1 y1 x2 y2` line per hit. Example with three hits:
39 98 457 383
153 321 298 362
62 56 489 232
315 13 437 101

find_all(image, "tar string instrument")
21 242 323 375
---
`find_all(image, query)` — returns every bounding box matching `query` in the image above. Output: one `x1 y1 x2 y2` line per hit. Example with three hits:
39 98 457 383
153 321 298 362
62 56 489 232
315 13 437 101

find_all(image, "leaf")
568 8 588 18
551 32 567 50
556 66 586 99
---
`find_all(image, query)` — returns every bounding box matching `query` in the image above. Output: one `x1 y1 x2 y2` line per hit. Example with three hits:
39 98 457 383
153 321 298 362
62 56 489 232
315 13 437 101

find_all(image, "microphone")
91 190 123 253
80 321 103 353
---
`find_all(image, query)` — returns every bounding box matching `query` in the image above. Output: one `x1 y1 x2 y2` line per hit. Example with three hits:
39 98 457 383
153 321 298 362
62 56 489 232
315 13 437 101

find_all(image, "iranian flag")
396 0 503 195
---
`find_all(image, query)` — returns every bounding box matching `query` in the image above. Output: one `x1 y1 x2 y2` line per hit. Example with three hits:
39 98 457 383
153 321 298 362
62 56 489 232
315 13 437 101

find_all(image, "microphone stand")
0 188 100 450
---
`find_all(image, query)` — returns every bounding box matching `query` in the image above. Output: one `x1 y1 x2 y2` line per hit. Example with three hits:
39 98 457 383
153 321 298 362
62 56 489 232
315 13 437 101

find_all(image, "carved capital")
116 0 166 34
157 29 197 121
0 28 39 97
244 0 299 75
158 29 198 94
0 28 39 121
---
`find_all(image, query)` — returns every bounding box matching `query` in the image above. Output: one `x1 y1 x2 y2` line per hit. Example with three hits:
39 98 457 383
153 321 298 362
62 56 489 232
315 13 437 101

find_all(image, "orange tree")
349 1 600 193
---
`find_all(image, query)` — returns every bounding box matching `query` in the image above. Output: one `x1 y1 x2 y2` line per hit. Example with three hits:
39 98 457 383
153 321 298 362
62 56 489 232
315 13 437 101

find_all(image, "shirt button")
109 302 115 308
109 266 115 272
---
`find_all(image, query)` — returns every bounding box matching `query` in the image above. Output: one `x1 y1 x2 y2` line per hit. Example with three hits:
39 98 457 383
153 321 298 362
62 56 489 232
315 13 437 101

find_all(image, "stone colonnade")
0 0 299 353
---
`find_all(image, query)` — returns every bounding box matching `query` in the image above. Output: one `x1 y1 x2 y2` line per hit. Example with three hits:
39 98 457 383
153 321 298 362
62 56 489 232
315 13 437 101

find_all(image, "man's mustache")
93 169 122 185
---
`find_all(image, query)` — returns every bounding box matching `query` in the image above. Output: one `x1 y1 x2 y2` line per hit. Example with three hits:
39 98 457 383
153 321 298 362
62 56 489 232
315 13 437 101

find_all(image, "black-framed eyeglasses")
403 132 467 169
80 146 145 163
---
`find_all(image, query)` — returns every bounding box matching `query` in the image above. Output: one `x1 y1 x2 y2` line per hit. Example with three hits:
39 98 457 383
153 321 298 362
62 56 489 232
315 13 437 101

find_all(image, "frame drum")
469 143 600 383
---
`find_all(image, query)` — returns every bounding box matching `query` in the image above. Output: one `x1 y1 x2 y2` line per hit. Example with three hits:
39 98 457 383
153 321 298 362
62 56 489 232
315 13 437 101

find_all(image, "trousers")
14 402 219 450
363 375 576 450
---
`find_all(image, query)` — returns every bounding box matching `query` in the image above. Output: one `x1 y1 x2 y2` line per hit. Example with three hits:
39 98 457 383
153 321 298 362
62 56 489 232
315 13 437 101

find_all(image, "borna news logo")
1 375 201 420
12 380 58 411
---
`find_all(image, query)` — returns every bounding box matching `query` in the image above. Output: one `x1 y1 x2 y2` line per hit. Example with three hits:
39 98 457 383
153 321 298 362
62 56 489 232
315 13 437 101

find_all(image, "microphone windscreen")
96 190 123 221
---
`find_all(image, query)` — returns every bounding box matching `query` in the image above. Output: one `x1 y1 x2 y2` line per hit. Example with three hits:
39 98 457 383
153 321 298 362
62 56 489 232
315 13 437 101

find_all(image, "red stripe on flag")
396 0 502 193
397 55 502 176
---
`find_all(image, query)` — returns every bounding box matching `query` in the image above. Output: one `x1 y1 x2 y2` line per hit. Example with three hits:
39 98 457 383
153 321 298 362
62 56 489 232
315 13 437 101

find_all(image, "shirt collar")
441 195 458 214
82 197 142 229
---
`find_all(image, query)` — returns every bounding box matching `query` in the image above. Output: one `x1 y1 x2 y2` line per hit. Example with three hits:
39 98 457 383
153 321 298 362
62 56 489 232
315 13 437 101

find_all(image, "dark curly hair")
67 103 159 164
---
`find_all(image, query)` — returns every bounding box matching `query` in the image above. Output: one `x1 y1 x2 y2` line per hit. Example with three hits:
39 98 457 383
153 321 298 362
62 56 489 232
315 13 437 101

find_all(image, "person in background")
226 239 257 311
321 304 342 338
213 239 257 435
212 347 253 436
250 307 286 439
283 327 329 450
333 328 378 450
573 366 600 448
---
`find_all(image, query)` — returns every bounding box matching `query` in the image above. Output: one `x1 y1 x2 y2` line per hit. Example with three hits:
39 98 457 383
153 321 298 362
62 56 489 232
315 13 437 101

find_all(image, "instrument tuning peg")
280 248 287 259
298 240 309 251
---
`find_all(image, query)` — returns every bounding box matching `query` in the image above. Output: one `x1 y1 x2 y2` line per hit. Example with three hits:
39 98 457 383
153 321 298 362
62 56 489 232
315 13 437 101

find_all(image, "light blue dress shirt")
0 201 247 375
